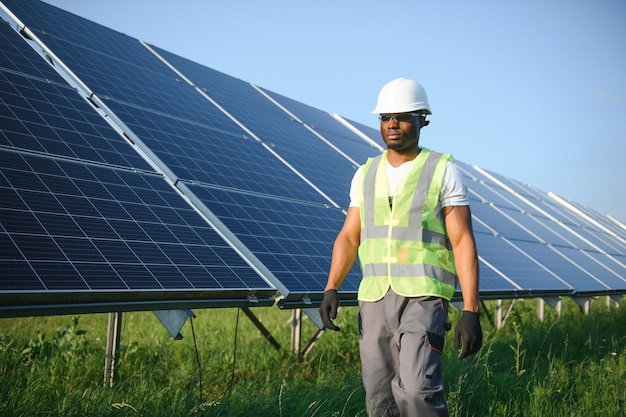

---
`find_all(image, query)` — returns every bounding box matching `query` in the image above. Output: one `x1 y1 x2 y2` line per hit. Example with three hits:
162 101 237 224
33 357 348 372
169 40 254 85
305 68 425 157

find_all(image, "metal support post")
104 312 122 387
241 307 281 350
300 328 324 358
495 299 503 329
291 308 302 357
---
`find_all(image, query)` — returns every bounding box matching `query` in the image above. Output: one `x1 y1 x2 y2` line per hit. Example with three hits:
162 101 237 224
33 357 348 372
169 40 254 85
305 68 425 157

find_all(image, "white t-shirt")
348 158 469 219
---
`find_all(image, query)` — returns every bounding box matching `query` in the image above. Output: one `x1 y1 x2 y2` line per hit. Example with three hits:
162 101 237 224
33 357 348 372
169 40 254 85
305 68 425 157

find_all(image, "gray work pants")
359 291 449 417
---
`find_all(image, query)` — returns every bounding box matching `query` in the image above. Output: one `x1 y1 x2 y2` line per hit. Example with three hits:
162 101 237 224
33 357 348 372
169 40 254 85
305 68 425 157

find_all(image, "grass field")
0 297 624 416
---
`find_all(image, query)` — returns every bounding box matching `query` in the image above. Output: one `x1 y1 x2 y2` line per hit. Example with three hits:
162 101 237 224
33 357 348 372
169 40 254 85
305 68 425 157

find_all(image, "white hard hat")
372 78 432 115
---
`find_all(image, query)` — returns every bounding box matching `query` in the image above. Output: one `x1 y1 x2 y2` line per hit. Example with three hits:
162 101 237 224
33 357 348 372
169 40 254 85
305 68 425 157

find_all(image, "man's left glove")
319 289 340 331
454 311 482 359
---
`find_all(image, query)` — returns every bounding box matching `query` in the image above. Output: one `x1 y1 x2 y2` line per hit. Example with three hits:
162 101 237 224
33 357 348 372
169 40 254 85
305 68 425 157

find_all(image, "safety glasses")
378 113 422 123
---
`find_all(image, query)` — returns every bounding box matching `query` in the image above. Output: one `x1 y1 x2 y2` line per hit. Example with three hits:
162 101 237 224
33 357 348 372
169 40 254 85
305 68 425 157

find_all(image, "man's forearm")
325 235 359 291
454 237 480 312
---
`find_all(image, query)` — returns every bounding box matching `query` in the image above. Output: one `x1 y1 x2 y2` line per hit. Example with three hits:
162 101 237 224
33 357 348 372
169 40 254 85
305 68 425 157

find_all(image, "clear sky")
41 0 626 224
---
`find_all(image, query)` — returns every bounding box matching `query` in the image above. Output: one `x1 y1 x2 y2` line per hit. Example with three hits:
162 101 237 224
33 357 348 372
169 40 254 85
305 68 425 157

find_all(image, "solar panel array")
1 0 624 318
0 4 276 317
456 161 626 299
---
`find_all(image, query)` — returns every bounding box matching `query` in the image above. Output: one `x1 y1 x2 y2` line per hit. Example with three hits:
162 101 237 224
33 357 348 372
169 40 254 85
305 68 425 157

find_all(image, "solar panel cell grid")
147 46 364 206
470 203 540 243
185 183 362 295
476 258 520 294
2 0 179 81
102 99 331 204
511 240 608 293
571 202 626 240
257 87 381 162
0 19 67 83
474 233 571 292
0 151 274 295
16 31 229 130
577 251 626 290
0 70 154 170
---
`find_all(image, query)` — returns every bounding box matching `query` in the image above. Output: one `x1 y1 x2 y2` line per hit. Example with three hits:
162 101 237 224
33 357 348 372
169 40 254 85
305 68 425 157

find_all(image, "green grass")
1 297 624 416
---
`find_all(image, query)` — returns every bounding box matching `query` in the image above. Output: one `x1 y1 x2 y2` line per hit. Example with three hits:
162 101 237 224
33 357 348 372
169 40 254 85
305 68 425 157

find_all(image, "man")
320 78 482 417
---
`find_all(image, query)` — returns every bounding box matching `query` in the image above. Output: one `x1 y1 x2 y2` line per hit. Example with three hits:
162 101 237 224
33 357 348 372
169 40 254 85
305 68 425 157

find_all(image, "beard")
384 136 420 153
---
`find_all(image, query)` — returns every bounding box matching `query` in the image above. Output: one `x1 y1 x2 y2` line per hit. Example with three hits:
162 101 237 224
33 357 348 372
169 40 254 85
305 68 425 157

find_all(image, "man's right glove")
319 289 340 331
454 310 482 359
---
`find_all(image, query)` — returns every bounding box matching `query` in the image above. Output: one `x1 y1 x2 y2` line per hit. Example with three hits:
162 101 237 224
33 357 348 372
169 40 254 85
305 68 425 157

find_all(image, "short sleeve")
440 161 469 207
348 165 364 207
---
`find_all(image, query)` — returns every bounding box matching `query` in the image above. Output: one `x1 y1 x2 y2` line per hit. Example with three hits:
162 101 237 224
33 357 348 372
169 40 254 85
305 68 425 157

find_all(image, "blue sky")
43 0 626 224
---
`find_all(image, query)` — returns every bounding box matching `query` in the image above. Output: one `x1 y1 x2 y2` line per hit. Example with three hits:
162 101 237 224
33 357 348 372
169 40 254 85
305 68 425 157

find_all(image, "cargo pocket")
358 310 363 339
422 331 445 387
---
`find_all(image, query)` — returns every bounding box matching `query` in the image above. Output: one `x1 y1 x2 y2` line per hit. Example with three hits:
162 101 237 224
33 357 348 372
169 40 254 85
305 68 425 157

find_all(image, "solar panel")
475 257 521 295
0 20 63 82
551 196 626 253
0 0 354 310
144 45 368 207
255 86 381 164
1 0 624 319
0 6 276 316
473 232 572 295
549 246 626 294
458 162 626 296
1 1 367 306
101 98 328 202
4 3 351 207
0 72 153 171
181 183 361 299
511 240 609 294
0 150 276 316
473 166 626 257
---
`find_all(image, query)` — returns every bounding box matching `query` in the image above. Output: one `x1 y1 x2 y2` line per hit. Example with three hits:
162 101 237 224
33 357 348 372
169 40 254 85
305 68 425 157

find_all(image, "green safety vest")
356 148 458 302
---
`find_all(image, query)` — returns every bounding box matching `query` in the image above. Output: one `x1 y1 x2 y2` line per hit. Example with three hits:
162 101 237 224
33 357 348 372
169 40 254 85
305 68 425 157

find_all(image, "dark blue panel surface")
344 119 380 144
463 161 626 256
564 224 626 256
567 200 626 241
465 177 526 211
569 250 626 291
185 182 361 297
257 87 380 163
489 173 626 256
470 203 540 244
468 165 586 227
474 232 572 293
4 1 222 125
102 98 330 203
2 0 175 80
0 150 274 296
0 39 153 170
0 18 66 82
148 46 364 206
0 71 153 170
4 2 343 205
511 240 608 293
475 258 521 295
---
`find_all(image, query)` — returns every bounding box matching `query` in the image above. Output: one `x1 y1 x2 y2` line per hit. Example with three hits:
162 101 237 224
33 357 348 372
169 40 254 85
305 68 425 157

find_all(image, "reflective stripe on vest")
357 149 457 302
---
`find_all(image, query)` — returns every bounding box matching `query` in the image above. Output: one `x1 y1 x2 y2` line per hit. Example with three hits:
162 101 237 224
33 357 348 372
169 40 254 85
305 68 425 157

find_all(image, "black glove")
319 289 340 331
454 310 482 359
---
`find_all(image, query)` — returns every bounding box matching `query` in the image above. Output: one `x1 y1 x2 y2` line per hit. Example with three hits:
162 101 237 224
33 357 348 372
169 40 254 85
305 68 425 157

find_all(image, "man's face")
379 113 422 152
